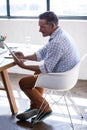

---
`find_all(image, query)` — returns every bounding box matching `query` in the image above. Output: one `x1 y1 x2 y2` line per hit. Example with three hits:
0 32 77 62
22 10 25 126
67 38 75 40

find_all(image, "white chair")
32 54 87 129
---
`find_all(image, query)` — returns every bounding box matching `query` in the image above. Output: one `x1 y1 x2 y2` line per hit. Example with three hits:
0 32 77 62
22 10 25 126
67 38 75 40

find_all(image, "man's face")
39 19 52 37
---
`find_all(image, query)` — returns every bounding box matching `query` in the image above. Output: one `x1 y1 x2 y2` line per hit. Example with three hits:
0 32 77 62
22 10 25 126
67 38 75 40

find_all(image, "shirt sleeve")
43 42 63 73
36 45 47 61
36 41 63 73
36 45 48 73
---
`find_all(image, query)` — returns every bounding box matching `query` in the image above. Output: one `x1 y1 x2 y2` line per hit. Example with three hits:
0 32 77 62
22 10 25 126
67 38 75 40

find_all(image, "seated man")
13 11 80 122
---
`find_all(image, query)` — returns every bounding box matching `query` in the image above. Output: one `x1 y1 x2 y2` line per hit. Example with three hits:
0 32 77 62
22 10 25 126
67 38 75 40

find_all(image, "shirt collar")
49 26 61 41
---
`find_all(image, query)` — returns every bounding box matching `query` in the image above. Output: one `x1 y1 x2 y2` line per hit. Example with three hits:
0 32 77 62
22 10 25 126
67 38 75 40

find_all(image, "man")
13 11 80 122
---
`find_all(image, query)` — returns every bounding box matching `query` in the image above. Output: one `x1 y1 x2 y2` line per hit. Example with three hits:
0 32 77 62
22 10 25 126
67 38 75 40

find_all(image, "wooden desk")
0 58 18 114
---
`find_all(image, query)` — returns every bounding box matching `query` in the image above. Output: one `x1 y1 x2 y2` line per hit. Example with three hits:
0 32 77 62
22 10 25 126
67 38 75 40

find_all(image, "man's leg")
30 86 45 109
19 74 51 112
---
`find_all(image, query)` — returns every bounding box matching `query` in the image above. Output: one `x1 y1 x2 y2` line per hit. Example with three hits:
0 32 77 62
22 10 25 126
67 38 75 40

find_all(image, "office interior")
0 9 87 130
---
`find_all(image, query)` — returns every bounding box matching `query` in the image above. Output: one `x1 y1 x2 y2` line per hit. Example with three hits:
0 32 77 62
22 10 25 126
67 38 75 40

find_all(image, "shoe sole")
16 109 38 121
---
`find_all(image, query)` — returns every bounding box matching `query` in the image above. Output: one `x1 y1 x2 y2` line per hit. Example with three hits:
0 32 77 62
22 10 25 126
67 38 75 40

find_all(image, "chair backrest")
35 54 87 91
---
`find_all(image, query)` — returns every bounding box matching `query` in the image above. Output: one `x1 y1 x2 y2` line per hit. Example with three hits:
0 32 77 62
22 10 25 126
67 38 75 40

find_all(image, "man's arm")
23 64 41 74
24 53 37 61
13 52 41 74
14 51 37 61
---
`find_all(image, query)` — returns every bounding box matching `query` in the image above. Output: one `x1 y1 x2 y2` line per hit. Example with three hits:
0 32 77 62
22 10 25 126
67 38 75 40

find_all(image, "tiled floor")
0 73 87 130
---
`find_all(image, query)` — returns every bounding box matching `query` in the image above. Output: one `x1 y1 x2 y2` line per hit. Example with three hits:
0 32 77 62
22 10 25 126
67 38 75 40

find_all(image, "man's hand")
12 51 26 68
14 51 24 60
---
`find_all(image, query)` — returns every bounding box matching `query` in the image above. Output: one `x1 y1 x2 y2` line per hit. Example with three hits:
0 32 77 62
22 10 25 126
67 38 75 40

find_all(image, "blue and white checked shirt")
36 27 80 73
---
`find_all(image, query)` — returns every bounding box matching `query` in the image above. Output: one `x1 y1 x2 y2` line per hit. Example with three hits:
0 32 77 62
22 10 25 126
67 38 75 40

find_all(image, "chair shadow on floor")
16 119 54 130
0 114 53 130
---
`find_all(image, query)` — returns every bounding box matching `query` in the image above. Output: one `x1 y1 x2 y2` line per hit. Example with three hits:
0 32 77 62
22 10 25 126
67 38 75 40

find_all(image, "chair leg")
66 91 84 119
46 90 75 130
31 90 83 130
31 98 50 125
64 95 75 130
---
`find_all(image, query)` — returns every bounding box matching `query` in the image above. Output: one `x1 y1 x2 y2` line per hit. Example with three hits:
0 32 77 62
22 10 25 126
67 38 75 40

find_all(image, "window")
50 0 87 17
0 0 7 16
0 0 87 19
10 0 46 17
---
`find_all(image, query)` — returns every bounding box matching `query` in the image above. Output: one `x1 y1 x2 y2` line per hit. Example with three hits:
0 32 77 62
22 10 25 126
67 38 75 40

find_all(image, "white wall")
0 19 87 79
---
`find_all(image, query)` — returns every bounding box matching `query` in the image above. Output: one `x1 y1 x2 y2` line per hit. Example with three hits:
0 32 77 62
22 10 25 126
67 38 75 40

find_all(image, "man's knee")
19 78 25 90
19 75 37 90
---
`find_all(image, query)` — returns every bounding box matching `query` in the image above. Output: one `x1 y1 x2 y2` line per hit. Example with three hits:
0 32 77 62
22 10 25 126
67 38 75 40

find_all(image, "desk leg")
1 70 18 114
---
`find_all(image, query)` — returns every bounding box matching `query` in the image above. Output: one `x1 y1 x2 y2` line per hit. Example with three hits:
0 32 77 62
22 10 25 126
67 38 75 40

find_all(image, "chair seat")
35 62 80 91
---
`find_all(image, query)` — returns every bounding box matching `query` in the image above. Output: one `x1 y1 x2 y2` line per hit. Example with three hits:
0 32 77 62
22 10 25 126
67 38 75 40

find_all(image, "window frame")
0 0 87 20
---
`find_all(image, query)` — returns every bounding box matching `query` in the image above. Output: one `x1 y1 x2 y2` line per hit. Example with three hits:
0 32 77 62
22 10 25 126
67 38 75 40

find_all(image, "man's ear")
51 23 56 29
